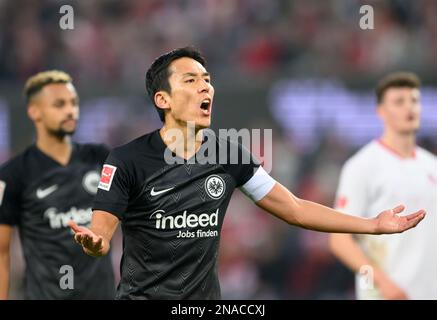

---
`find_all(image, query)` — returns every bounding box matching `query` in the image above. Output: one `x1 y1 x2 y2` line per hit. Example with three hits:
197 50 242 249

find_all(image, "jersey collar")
376 139 417 160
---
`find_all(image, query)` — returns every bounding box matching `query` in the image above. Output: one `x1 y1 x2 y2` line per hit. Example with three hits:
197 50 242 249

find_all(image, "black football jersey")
0 143 115 299
93 129 259 299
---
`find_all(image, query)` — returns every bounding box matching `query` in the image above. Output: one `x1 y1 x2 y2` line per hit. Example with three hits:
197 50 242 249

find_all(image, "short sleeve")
92 151 132 220
94 144 111 164
0 162 22 225
334 158 369 217
222 139 261 187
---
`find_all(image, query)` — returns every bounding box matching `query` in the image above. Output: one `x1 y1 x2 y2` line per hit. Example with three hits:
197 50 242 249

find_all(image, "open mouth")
200 99 211 114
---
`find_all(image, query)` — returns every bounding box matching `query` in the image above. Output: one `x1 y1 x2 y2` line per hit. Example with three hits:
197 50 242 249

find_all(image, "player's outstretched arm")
256 182 425 234
0 224 12 299
69 210 119 257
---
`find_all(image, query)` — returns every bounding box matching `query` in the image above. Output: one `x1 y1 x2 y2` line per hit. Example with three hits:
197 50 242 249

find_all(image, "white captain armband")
240 166 276 202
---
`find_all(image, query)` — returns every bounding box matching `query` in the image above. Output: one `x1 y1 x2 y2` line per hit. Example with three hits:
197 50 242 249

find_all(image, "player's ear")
27 102 41 122
376 102 385 120
154 91 171 112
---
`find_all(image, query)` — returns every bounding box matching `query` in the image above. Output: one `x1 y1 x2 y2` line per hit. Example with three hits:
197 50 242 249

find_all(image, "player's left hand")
374 205 425 234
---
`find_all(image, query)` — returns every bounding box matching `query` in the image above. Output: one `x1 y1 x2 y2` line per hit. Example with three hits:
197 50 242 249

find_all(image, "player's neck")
160 124 203 160
36 133 73 166
379 131 416 158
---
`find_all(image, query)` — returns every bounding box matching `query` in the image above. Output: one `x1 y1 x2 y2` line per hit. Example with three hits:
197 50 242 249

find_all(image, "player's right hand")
69 221 104 257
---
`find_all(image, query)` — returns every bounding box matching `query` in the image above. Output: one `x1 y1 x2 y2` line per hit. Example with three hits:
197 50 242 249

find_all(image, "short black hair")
376 72 421 104
145 47 206 122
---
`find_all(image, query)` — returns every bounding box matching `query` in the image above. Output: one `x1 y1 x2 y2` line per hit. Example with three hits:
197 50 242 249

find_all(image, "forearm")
330 233 375 273
0 253 10 299
330 233 394 291
295 199 377 234
256 183 377 234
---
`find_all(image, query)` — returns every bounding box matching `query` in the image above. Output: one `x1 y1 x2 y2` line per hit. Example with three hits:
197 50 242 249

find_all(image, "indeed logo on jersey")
44 206 92 229
150 209 219 238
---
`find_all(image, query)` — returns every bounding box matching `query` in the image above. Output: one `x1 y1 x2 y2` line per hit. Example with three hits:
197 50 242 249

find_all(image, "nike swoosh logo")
150 187 174 197
36 185 58 199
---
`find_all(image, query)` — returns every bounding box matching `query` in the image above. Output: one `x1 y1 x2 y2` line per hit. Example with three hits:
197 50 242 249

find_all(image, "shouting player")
70 48 425 299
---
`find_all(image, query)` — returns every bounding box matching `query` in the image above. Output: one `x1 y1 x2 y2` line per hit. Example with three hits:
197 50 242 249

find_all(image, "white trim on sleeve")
240 166 276 202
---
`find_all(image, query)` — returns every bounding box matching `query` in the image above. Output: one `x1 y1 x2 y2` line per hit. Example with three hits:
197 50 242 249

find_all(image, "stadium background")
1 0 437 299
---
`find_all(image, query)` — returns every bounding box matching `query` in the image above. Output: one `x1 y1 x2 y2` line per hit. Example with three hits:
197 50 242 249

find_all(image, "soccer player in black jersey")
70 47 425 300
0 71 115 299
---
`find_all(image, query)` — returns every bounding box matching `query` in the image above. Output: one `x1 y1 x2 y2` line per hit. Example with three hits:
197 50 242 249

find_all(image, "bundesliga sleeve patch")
0 180 5 206
98 165 117 191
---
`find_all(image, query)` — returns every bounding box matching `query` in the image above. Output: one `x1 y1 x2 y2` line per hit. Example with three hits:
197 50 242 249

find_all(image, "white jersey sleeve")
335 158 369 217
240 166 276 202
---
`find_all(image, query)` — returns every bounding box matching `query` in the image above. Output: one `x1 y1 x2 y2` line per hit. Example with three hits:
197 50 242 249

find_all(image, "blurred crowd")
2 0 437 299
1 0 437 90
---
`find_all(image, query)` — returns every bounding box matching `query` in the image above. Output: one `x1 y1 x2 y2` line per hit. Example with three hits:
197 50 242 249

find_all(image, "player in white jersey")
330 72 437 300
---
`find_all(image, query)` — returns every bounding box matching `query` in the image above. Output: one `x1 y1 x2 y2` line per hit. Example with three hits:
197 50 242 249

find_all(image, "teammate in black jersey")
70 47 425 299
0 70 115 299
